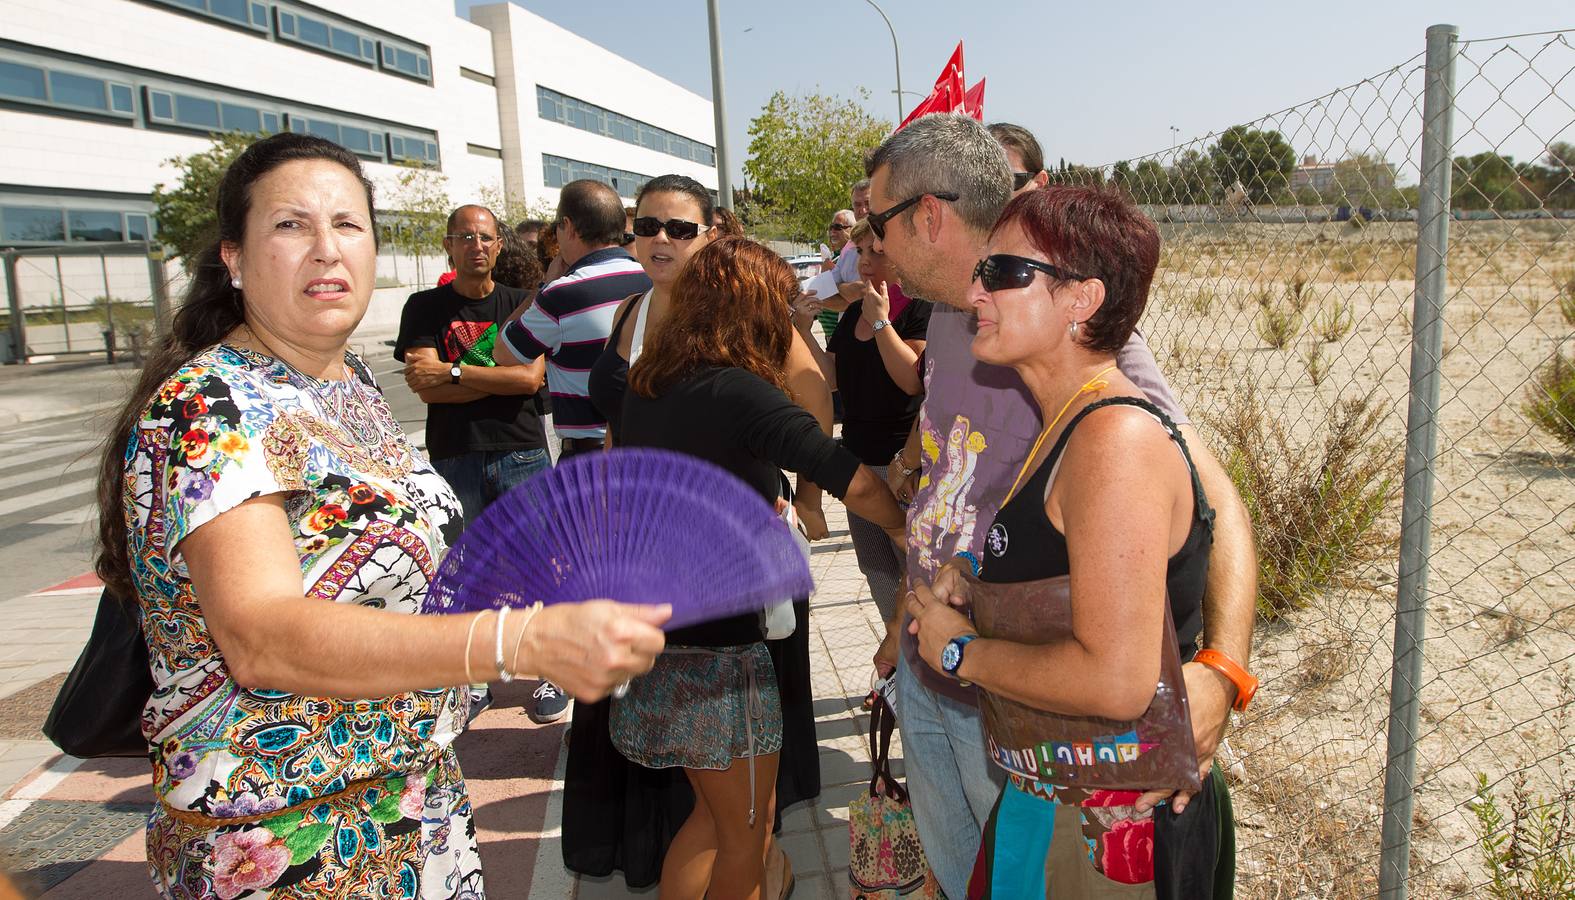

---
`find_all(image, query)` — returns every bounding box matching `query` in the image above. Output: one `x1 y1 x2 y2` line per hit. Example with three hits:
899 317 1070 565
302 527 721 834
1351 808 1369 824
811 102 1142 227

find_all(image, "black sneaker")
465 686 493 726
529 681 570 724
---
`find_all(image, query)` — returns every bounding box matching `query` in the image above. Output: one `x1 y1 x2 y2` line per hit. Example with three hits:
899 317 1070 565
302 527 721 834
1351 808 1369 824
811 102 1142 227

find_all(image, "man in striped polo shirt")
498 179 651 457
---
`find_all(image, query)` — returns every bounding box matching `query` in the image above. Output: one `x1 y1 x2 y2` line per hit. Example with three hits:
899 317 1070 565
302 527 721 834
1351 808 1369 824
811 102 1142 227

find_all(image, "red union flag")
963 78 986 120
896 42 977 131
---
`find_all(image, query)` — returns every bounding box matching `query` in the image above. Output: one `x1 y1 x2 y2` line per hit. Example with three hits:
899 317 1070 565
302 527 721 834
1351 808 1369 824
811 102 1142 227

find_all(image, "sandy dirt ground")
1135 218 1573 898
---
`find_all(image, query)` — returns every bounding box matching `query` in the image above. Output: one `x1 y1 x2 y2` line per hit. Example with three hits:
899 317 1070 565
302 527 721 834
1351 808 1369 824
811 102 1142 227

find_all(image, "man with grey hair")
870 114 1257 896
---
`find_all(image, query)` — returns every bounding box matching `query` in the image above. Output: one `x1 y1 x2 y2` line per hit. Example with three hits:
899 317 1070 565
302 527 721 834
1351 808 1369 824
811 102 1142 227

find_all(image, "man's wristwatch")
1192 648 1258 712
871 318 891 333
940 633 978 683
450 364 462 385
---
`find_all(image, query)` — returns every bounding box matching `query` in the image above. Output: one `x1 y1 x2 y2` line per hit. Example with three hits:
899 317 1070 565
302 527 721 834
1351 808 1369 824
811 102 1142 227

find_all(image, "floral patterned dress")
125 344 481 899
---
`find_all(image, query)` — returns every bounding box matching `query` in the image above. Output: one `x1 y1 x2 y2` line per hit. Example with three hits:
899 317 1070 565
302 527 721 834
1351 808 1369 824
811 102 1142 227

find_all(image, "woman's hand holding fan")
516 600 670 701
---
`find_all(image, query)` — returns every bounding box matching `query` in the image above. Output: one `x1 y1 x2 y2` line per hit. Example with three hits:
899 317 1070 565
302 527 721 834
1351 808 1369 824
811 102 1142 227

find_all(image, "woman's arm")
908 409 1187 720
861 283 923 395
785 329 833 539
181 495 668 700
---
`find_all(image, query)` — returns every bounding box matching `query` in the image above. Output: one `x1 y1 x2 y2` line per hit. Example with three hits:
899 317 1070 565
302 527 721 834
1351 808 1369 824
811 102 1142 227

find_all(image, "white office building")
0 0 718 248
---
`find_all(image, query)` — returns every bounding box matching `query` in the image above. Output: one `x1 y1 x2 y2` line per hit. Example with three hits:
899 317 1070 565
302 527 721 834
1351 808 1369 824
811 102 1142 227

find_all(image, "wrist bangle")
509 601 544 680
494 606 512 682
955 551 981 577
463 611 487 685
1193 648 1258 712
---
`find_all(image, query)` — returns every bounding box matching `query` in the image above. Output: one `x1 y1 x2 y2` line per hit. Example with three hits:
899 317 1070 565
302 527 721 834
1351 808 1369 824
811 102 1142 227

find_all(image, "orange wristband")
1192 648 1258 712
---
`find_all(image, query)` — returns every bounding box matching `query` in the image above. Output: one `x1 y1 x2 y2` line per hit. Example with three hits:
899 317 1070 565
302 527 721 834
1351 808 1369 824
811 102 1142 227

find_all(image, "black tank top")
979 397 1213 657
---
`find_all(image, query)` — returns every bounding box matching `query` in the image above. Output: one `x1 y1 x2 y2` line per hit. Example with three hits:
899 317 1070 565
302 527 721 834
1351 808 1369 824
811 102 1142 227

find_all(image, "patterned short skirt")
610 642 783 770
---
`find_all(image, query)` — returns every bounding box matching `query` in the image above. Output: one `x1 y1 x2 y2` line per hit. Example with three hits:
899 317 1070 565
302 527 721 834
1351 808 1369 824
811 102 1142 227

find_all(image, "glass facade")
0 59 133 118
542 154 653 199
537 86 714 166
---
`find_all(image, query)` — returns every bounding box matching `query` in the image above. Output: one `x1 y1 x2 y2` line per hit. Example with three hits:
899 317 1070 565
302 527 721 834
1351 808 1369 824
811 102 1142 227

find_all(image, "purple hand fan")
422 448 814 630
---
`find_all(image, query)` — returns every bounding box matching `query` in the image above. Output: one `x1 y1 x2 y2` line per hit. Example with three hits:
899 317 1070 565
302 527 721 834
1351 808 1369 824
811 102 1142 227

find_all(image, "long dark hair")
628 237 794 398
95 133 377 599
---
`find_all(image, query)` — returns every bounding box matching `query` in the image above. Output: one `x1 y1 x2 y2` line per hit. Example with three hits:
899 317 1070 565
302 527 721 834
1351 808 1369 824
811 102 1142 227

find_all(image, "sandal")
766 840 795 900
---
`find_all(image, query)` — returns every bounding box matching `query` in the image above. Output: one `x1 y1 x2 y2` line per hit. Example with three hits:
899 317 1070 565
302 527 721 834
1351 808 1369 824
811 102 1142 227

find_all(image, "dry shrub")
1210 387 1402 619
1304 342 1328 386
1258 301 1302 350
1315 298 1357 343
1524 348 1575 454
1287 272 1315 313
1558 269 1575 327
1188 287 1218 316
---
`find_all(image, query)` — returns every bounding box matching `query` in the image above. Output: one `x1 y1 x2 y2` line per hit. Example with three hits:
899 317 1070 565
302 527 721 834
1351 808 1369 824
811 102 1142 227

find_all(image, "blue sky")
456 1 1571 182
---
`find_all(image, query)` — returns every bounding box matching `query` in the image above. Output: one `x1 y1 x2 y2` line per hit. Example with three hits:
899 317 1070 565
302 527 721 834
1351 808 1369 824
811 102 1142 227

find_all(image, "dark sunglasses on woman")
1011 172 1037 190
631 217 707 240
972 254 1091 292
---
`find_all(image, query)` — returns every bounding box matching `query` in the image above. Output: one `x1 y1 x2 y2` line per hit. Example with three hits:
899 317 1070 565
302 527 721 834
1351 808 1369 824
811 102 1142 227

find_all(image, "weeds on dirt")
1211 387 1402 619
1258 300 1302 350
1524 348 1575 454
1557 269 1575 327
1315 298 1357 343
1287 273 1315 313
1187 287 1217 316
1304 342 1328 386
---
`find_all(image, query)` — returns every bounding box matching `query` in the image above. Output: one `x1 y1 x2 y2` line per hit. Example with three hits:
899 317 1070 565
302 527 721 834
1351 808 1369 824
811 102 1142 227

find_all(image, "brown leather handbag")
964 572 1201 793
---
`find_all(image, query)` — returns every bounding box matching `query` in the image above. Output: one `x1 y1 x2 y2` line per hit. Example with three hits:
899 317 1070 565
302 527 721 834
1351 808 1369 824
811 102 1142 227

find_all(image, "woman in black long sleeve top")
613 238 906 899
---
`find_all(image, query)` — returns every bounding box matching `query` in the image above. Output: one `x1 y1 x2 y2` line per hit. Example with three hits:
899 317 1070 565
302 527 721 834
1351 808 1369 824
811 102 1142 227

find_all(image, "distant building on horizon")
0 0 717 247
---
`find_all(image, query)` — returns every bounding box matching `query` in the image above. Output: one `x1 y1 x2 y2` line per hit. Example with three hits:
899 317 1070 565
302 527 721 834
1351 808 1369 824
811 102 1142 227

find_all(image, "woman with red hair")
907 185 1226 897
617 237 906 899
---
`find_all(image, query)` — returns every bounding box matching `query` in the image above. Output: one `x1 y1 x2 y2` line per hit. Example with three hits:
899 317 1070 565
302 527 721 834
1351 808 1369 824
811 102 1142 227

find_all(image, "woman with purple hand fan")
614 237 906 899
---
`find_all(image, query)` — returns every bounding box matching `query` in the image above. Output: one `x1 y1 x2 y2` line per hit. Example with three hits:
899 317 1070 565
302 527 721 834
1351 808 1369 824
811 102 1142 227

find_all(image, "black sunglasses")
867 191 960 240
631 216 706 240
828 222 851 231
1011 171 1037 190
972 254 1091 292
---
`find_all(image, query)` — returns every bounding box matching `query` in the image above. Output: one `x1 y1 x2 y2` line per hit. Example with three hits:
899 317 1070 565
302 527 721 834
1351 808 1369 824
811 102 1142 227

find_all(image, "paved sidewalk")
0 499 899 898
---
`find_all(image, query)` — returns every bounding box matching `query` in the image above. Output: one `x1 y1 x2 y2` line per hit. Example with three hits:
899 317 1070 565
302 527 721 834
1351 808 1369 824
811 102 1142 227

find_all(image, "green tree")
1451 152 1530 211
743 89 891 242
1129 158 1170 204
1207 126 1295 204
383 161 453 258
1171 149 1217 204
1329 153 1404 208
150 131 257 270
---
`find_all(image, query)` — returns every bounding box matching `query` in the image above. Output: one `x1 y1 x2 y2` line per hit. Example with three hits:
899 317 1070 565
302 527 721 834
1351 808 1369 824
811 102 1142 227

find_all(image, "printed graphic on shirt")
444 321 499 367
986 521 1009 558
909 411 988 573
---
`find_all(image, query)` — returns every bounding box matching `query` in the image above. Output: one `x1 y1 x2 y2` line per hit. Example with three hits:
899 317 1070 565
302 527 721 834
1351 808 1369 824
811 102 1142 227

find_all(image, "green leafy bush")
1210 388 1401 619
1525 348 1575 454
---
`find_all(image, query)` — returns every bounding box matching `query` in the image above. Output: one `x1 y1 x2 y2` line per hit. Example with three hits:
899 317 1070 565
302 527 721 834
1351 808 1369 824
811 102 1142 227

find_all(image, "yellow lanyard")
1003 364 1119 503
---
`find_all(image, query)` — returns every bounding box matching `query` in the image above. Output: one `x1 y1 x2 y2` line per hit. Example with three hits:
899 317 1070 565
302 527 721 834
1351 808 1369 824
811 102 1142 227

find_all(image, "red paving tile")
22 680 567 896
31 573 102 595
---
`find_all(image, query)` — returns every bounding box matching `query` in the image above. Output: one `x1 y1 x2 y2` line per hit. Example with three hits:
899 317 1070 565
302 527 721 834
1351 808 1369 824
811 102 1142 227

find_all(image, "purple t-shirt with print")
902 302 1189 697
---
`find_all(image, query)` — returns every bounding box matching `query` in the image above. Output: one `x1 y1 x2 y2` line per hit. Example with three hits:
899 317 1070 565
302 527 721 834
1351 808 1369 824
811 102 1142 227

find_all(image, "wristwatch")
449 364 462 385
1192 648 1258 712
940 633 978 683
892 450 919 478
871 319 891 333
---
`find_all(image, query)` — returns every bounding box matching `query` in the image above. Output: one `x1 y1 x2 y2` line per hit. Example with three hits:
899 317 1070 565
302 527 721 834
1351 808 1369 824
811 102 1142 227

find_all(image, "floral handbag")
848 694 942 899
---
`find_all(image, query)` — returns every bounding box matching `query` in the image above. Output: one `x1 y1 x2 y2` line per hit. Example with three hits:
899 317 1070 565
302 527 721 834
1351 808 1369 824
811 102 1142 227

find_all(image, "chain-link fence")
1040 24 1574 898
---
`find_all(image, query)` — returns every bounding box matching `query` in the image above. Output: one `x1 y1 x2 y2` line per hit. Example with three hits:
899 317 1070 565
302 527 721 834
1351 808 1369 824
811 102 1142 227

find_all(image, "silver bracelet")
494 606 513 682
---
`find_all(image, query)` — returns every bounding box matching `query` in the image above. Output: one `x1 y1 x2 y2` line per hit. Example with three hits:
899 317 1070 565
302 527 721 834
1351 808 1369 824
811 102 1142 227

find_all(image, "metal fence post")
3 251 22 364
146 243 171 336
1378 22 1457 899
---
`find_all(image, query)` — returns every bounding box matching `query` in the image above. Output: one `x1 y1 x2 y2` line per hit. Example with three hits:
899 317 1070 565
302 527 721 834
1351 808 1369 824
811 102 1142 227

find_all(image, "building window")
379 43 431 82
146 87 280 136
69 210 126 242
536 86 713 166
0 58 134 119
541 154 652 199
2 207 67 243
0 61 47 102
148 0 268 31
276 8 376 65
389 134 439 166
126 214 153 241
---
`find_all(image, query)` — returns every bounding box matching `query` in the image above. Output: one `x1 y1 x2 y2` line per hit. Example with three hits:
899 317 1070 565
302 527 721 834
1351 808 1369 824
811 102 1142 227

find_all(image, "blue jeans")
894 651 1004 899
432 447 551 529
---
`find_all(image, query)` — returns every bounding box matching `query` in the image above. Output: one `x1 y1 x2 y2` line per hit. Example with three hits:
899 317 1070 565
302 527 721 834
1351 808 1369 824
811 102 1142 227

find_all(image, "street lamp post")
706 0 733 209
862 0 903 121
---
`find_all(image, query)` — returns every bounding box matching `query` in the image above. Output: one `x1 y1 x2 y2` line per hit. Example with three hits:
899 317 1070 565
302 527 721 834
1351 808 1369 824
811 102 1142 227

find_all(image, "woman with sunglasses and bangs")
579 176 836 895
905 185 1226 898
793 217 929 629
